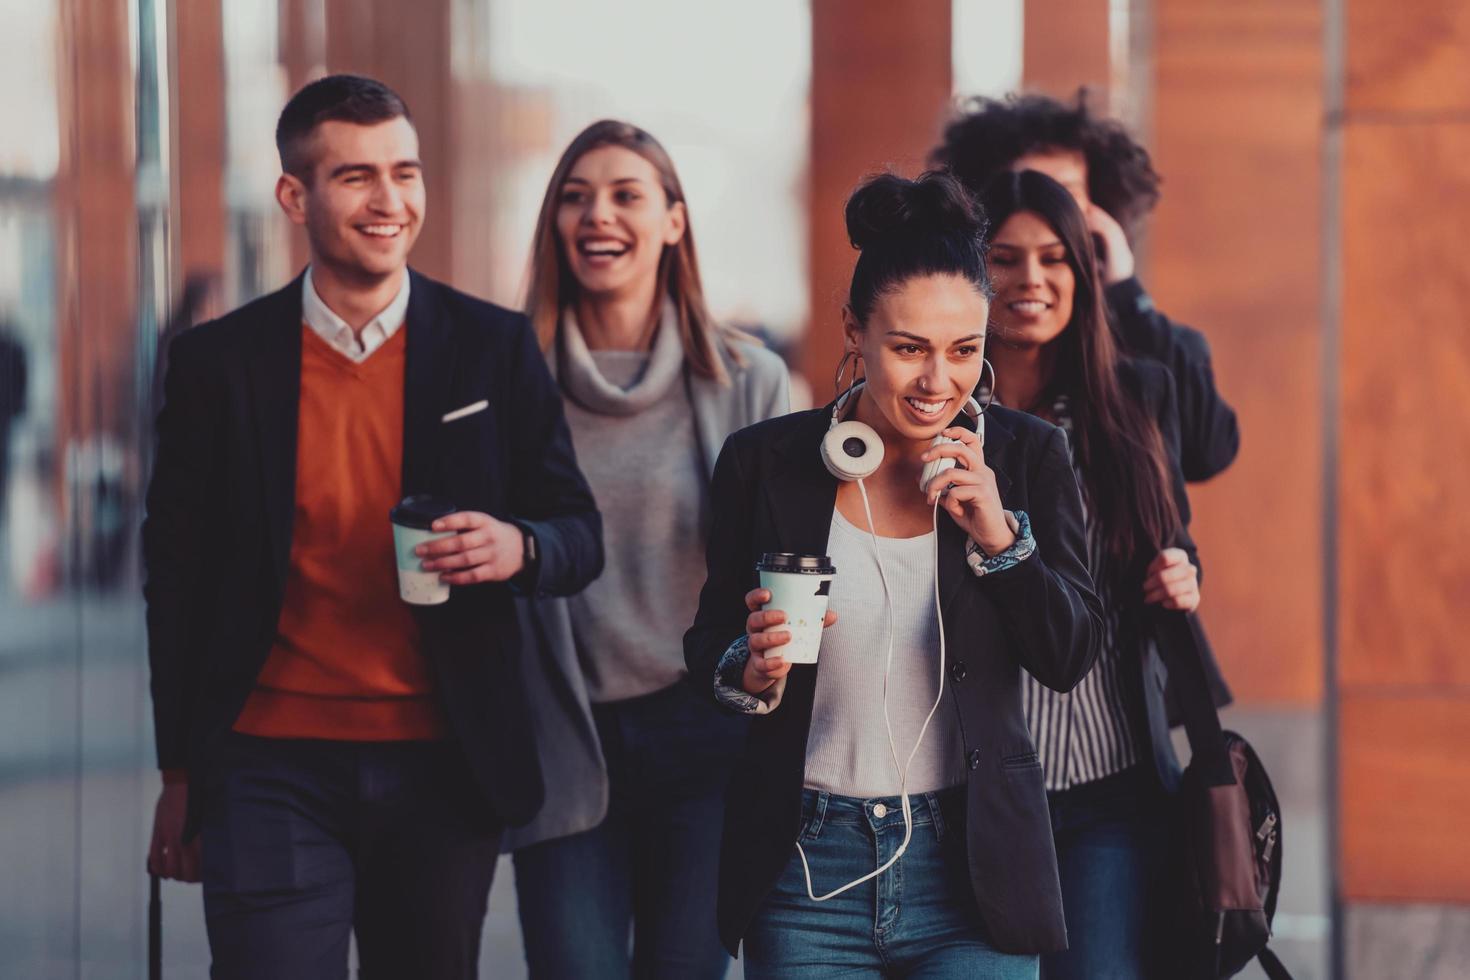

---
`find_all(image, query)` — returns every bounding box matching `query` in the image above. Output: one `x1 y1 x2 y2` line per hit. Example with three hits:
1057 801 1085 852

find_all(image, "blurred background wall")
1 1 1466 976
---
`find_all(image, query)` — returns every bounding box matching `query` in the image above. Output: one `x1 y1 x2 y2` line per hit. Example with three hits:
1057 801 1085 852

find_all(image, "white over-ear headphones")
820 377 990 484
820 382 887 481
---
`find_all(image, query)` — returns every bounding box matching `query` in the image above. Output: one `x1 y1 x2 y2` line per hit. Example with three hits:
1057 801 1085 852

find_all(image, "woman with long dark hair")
932 90 1240 485
505 120 790 979
685 170 1102 978
979 168 1203 979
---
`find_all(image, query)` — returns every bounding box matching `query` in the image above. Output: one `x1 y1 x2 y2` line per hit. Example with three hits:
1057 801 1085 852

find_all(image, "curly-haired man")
933 90 1239 483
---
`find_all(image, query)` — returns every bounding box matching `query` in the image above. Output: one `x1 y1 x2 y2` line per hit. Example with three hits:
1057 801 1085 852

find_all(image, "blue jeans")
744 788 1039 979
1042 766 1170 980
513 681 747 980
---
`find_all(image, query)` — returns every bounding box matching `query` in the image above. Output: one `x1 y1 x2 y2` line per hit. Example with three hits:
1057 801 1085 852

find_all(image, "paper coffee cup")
390 495 457 605
756 553 837 665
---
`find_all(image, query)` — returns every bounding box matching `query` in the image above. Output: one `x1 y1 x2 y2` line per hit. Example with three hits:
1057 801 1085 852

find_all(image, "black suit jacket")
1107 276 1240 482
142 270 603 834
684 403 1104 956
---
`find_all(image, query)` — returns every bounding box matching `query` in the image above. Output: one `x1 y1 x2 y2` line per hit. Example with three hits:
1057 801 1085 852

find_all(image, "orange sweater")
233 325 446 741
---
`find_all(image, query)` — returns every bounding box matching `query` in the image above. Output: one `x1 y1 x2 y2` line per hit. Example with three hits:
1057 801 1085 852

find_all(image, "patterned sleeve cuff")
965 510 1036 577
714 634 785 715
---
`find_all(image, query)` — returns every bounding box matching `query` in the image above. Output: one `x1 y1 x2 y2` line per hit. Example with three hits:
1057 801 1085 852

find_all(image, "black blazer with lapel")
143 269 603 833
684 403 1104 956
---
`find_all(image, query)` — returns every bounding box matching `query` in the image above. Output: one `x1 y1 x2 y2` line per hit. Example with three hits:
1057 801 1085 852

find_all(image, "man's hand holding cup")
416 511 526 585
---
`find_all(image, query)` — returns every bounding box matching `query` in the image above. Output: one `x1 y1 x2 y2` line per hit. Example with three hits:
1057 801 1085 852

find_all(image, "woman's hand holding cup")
740 587 837 697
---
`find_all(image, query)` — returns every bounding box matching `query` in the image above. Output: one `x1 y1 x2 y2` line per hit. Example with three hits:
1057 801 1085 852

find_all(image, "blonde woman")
504 120 789 979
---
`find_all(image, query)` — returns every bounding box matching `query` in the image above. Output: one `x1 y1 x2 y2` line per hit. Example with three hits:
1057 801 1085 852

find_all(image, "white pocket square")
441 400 489 423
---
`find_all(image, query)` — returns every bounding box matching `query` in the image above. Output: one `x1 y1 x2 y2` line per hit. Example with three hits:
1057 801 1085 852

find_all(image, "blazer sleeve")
1155 364 1202 582
980 426 1104 693
141 330 215 771
684 434 755 703
504 316 604 598
1106 277 1240 482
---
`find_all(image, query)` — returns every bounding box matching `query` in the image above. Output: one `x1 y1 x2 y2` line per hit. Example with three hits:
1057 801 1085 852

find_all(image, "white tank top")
802 509 967 798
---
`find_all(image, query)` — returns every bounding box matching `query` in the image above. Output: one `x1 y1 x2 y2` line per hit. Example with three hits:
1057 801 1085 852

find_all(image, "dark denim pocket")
201 765 307 897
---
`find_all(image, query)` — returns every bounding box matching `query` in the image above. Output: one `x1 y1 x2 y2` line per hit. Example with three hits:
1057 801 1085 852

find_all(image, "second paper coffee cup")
390 495 458 605
757 552 836 665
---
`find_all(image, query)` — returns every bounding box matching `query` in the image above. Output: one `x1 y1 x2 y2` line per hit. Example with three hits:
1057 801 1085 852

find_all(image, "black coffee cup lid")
390 495 457 529
757 552 836 575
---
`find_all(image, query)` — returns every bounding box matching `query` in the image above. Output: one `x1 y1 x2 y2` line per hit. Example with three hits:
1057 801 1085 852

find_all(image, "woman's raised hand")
920 426 1017 556
1142 548 1200 612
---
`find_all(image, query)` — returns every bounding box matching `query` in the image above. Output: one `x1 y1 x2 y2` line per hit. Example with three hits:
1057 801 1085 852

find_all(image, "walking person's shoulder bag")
1151 609 1294 980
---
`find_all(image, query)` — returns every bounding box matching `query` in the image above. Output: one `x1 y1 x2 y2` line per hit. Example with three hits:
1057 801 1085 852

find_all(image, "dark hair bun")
845 171 985 251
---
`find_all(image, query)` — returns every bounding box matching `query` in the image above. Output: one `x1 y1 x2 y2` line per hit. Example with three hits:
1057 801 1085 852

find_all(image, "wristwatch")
513 520 539 580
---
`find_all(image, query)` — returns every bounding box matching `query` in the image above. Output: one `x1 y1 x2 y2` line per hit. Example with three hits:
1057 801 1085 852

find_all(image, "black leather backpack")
1152 610 1294 980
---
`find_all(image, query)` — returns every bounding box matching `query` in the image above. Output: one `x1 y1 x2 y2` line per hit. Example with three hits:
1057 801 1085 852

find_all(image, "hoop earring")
833 350 865 401
975 358 997 413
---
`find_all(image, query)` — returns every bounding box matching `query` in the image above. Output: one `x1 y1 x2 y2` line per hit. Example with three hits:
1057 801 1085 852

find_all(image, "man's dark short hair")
931 88 1161 237
276 74 412 180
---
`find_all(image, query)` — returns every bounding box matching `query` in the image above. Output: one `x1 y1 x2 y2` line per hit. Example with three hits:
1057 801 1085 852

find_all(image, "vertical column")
279 0 326 93
172 0 227 283
1022 0 1112 102
56 0 138 449
279 0 326 275
1148 0 1325 706
805 0 952 389
323 0 455 283
48 0 138 965
1337 0 1470 967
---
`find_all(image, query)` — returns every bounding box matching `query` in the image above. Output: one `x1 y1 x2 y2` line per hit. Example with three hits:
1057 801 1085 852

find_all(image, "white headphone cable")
795 481 947 902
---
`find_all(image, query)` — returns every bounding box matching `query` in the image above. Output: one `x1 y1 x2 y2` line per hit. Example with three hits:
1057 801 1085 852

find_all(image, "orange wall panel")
322 0 454 284
1338 122 1470 691
1150 0 1325 706
1337 0 1470 905
803 0 952 390
1023 0 1110 102
173 0 227 280
1346 0 1470 114
1340 695 1470 901
57 0 138 440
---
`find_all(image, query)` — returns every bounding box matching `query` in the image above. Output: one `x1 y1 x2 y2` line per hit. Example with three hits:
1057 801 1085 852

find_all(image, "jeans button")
872 803 888 819
968 749 982 770
950 660 968 682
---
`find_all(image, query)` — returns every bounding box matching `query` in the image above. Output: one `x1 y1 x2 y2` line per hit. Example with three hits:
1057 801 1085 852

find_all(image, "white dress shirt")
301 267 411 364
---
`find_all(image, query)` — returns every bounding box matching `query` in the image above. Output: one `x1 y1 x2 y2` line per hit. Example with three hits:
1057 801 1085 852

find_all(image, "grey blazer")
503 337 790 850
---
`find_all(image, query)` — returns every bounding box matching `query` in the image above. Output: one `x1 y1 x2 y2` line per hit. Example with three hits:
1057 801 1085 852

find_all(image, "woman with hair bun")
685 170 1102 978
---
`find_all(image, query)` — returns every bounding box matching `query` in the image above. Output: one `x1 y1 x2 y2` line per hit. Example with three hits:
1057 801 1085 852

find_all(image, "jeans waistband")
799 786 965 837
1045 763 1159 807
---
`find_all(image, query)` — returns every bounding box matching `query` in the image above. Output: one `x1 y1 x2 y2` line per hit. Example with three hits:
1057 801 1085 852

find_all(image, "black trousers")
200 733 502 980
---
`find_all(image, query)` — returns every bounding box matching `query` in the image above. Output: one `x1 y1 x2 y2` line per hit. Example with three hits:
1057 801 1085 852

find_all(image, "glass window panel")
480 0 810 342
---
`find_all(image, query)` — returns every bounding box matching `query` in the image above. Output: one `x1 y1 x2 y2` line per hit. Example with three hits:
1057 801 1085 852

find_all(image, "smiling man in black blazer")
142 74 602 979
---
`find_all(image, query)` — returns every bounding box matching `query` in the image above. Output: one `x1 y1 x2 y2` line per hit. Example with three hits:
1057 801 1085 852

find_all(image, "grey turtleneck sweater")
557 308 707 703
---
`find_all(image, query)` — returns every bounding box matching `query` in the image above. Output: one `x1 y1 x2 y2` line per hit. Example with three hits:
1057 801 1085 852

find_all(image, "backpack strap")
1257 946 1294 980
1149 607 1236 786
